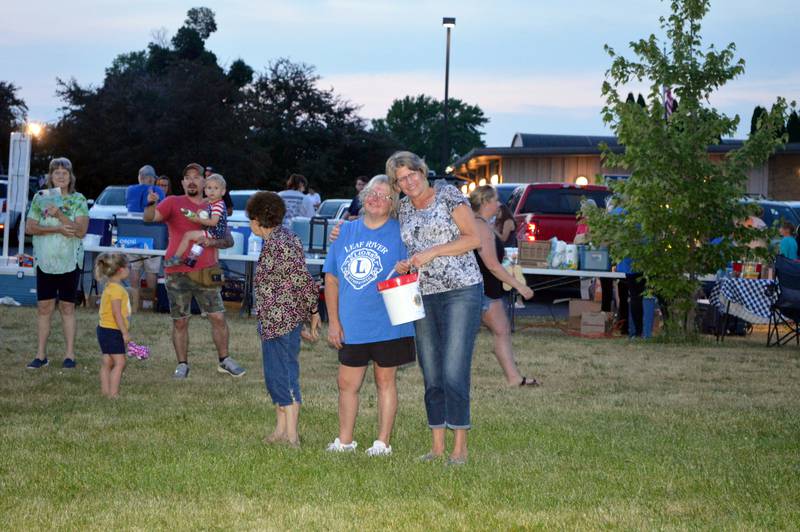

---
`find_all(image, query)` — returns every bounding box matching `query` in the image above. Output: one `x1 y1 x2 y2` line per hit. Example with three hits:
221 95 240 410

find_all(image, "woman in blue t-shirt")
323 175 416 457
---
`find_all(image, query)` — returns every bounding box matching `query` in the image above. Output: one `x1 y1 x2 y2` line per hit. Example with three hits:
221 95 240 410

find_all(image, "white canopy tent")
2 132 31 262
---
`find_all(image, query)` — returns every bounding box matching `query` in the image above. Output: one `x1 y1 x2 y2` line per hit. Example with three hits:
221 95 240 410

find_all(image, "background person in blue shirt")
345 175 368 220
125 164 165 301
778 221 798 260
323 174 416 457
126 165 164 213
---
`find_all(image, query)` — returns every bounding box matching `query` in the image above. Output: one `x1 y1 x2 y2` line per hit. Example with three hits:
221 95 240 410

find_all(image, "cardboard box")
518 241 551 268
568 299 601 317
129 287 156 312
223 300 243 312
581 311 609 335
567 315 582 332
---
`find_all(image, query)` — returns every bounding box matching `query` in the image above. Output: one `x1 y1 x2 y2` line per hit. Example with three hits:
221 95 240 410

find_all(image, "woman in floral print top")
248 191 320 448
24 157 89 370
390 151 483 466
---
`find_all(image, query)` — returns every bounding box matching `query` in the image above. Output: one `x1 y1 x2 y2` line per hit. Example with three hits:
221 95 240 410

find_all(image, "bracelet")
146 201 156 207
310 309 319 315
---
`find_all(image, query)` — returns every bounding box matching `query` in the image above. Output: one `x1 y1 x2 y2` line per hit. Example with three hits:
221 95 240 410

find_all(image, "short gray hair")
358 174 399 217
138 165 156 183
385 151 429 191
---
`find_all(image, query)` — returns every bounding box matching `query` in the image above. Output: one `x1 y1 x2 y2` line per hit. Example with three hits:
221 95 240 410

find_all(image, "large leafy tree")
0 82 28 173
39 8 390 199
40 9 260 198
371 94 488 174
585 0 792 337
243 59 395 196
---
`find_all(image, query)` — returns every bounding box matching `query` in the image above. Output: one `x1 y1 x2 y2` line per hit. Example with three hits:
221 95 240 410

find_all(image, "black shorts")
339 336 416 368
97 326 126 355
36 267 81 303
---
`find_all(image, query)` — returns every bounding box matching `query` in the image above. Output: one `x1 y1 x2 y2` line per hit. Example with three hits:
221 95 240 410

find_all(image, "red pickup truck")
507 183 610 243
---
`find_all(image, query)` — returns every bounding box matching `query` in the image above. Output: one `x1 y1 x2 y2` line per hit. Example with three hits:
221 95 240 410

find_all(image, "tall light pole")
442 17 455 174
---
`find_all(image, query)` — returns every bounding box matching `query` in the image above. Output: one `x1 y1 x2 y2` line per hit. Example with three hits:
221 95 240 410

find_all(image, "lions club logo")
342 248 383 290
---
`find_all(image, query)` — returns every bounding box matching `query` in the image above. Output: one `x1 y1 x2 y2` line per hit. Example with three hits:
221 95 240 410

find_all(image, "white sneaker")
514 301 526 309
326 438 357 452
366 440 392 456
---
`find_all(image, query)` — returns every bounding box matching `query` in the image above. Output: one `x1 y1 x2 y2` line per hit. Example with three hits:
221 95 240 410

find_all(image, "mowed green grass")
1 306 799 530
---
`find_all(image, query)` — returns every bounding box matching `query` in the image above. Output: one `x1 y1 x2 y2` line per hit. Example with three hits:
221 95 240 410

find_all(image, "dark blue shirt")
347 195 361 218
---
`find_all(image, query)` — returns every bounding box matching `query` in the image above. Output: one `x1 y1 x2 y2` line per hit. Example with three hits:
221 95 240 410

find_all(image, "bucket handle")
384 265 421 281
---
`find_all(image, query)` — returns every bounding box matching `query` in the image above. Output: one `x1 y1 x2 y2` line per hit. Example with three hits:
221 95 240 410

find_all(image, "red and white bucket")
377 272 426 325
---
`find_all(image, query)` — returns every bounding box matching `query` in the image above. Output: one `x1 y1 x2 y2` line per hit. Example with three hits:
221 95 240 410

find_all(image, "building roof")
511 133 620 149
453 134 800 171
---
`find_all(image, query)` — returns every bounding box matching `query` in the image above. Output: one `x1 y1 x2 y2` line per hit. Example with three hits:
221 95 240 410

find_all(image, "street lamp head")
26 122 44 138
442 17 456 28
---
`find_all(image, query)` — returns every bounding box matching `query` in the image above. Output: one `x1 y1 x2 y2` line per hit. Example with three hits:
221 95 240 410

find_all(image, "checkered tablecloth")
709 277 776 324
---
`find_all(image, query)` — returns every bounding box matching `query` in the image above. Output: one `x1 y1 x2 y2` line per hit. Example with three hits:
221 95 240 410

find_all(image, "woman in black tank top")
469 186 540 387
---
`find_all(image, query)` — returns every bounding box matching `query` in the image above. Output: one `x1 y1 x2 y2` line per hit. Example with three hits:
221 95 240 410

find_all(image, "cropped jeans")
414 283 483 430
260 324 302 407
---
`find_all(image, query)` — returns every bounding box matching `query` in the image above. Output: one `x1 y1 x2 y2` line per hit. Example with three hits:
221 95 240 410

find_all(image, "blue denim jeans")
414 283 482 429
260 324 302 406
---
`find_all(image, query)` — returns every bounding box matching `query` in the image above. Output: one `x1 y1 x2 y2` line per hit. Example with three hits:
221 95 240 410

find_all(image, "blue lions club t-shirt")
323 218 415 344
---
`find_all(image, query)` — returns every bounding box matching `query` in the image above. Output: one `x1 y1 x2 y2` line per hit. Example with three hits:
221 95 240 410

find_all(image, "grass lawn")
1 305 799 530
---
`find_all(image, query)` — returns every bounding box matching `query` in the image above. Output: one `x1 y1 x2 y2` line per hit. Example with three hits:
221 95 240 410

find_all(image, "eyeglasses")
396 171 419 184
365 191 393 202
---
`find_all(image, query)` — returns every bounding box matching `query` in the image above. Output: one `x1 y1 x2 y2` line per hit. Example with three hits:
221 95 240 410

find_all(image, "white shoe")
326 438 357 452
514 301 525 309
366 440 392 456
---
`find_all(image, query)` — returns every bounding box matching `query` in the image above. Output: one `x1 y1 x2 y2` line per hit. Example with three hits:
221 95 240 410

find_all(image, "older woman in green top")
25 157 89 369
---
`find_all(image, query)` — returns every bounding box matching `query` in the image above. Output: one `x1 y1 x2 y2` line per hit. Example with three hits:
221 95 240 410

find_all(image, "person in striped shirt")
165 173 228 267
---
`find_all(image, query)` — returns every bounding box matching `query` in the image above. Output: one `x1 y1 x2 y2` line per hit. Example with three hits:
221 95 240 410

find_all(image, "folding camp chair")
766 255 800 346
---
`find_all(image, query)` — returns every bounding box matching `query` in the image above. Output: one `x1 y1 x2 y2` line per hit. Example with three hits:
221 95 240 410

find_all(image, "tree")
749 105 767 135
585 0 792 337
0 82 28 173
38 8 392 198
39 9 262 198
185 7 217 40
227 59 254 89
786 111 800 143
371 94 488 174
242 59 394 195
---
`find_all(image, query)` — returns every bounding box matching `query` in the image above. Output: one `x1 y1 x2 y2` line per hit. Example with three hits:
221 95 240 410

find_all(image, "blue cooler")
116 217 168 250
87 218 113 246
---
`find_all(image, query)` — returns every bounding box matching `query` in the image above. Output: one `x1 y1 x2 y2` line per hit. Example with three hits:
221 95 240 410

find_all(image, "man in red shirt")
143 163 245 379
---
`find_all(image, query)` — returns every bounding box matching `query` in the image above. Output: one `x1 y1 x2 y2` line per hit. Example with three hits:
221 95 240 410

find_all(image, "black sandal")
520 376 541 387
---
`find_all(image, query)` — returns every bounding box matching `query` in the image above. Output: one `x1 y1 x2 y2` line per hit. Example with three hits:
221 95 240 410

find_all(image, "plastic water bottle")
184 243 203 267
248 233 263 255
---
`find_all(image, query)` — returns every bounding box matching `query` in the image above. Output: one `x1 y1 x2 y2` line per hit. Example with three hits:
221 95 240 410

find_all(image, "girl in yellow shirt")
95 253 132 398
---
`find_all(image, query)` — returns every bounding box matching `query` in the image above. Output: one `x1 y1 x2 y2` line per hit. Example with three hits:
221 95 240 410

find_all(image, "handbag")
187 265 225 287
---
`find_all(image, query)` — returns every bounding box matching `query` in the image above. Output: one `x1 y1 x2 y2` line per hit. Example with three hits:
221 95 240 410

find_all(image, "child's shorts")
97 326 125 354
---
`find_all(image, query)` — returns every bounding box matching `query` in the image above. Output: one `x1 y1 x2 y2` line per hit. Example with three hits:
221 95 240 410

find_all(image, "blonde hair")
385 151 429 191
94 253 129 281
469 185 497 212
205 173 227 189
46 157 77 193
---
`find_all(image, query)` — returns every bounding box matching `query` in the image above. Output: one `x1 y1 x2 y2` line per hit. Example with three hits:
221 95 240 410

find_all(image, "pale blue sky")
2 0 798 147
